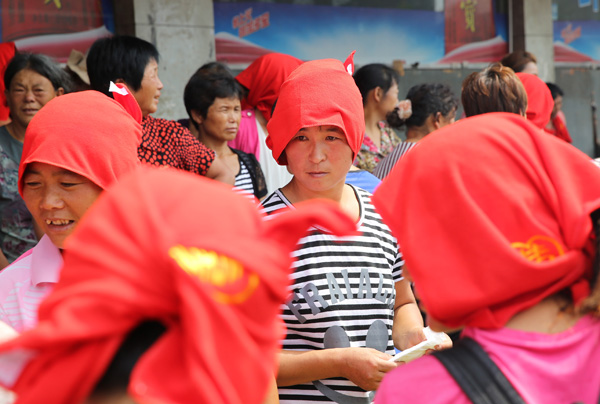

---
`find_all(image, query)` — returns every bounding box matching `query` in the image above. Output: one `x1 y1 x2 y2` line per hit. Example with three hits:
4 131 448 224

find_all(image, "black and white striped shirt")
373 141 418 180
261 185 403 403
234 158 254 199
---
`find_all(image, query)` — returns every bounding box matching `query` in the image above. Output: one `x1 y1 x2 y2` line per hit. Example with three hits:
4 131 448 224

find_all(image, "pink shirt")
376 316 600 403
0 236 62 333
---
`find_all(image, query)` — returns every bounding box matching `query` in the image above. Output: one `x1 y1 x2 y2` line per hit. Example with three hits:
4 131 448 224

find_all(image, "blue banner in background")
214 2 446 67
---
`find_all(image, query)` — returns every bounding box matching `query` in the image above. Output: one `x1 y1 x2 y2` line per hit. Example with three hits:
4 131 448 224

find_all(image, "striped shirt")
373 141 418 180
261 185 403 403
234 158 254 199
0 235 62 333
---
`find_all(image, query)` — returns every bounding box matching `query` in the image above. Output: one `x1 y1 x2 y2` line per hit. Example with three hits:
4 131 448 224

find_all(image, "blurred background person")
461 62 528 118
545 82 572 143
353 63 402 172
374 112 600 403
500 50 538 75
87 35 233 185
233 53 303 192
184 69 267 200
0 167 357 404
516 72 554 132
0 53 71 266
0 89 140 334
374 83 458 180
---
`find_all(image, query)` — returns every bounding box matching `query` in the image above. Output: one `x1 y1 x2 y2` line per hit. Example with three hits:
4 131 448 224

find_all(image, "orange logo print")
511 236 565 262
169 246 259 304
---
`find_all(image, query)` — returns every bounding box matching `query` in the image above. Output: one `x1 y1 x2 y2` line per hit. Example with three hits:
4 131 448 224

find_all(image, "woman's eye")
61 182 78 188
326 135 340 141
24 181 40 187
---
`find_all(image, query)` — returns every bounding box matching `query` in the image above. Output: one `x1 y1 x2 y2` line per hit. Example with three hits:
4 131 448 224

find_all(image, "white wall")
133 0 216 120
523 0 555 82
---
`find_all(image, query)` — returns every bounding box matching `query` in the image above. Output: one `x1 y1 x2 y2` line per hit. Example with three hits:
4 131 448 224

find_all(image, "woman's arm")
277 347 397 392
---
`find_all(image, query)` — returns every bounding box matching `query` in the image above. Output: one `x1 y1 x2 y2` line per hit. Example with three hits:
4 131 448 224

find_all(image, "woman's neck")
505 295 582 334
405 126 429 143
364 111 383 147
197 133 233 157
5 122 26 143
281 181 360 222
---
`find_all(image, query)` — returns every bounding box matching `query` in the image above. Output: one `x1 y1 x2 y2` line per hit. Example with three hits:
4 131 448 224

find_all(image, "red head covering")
0 42 16 122
18 90 142 195
0 167 358 404
266 51 365 165
373 112 600 329
236 52 303 122
516 72 554 129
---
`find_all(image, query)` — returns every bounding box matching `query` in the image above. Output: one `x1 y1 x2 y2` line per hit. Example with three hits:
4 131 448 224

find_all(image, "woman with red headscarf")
233 53 303 193
0 89 141 334
261 53 448 403
373 112 600 403
0 166 358 404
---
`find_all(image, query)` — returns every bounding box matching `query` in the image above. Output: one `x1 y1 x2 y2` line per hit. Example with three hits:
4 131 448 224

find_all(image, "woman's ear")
56 87 65 96
373 86 383 103
433 112 442 129
191 110 203 126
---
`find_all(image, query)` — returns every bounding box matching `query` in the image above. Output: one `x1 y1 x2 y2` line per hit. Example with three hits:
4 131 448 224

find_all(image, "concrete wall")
395 66 599 157
133 0 216 120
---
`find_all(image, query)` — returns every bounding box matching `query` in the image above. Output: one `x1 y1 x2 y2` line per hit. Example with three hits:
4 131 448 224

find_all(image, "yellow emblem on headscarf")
511 236 565 262
169 245 259 304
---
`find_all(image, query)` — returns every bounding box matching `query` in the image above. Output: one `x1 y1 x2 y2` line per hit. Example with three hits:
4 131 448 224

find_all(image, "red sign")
444 0 496 54
2 0 104 42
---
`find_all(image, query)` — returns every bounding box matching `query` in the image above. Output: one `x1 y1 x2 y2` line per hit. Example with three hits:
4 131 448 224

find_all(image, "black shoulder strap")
433 337 526 404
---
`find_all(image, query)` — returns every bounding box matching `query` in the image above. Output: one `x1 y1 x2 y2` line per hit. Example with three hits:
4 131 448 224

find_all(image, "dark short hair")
500 51 537 73
353 63 400 106
183 71 243 128
89 320 166 398
546 82 564 100
404 83 458 127
87 35 159 96
461 63 528 117
4 52 72 93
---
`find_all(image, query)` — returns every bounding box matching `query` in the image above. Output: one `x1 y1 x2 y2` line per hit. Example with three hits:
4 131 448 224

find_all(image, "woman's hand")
339 347 397 391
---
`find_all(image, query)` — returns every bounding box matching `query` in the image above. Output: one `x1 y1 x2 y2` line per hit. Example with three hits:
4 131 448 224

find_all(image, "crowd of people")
0 36 594 404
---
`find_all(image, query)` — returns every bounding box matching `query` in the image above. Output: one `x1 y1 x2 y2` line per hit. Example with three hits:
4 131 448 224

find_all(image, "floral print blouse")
354 121 401 173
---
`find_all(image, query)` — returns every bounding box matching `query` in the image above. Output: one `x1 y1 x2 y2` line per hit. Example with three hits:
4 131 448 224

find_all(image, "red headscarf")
0 42 16 122
0 167 358 404
18 90 142 195
236 52 303 122
516 72 554 129
266 52 365 165
373 112 600 329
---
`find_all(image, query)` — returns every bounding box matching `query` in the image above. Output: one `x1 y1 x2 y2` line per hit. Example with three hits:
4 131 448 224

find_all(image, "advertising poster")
552 0 600 62
214 0 508 68
0 0 115 62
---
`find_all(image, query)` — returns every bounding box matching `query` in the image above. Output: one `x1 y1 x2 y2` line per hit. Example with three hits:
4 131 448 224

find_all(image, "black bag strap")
433 337 526 404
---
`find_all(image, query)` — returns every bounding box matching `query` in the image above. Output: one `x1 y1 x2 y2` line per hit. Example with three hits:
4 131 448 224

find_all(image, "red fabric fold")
236 52 303 122
516 72 554 130
266 52 365 165
0 167 357 404
373 112 600 329
18 90 142 194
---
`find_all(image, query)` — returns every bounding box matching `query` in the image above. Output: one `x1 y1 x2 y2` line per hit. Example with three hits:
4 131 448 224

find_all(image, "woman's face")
131 59 163 117
5 68 63 130
379 80 399 115
197 97 241 143
22 162 103 249
285 125 353 196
